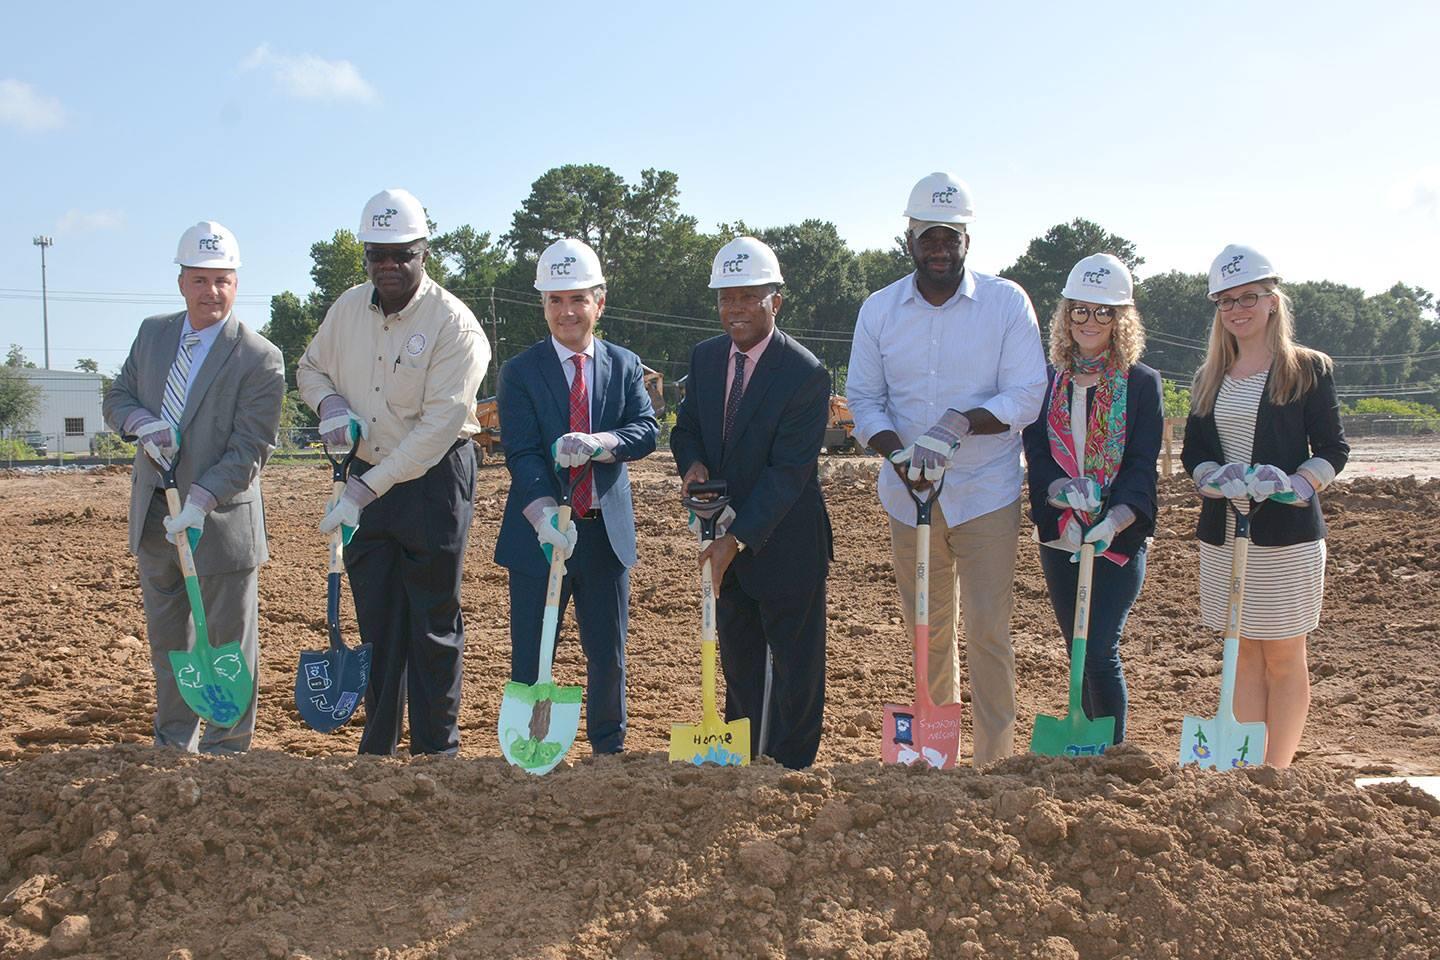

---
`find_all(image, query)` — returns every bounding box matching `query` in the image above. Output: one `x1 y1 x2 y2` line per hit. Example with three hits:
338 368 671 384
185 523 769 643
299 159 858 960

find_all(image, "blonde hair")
1190 283 1333 415
1047 299 1146 370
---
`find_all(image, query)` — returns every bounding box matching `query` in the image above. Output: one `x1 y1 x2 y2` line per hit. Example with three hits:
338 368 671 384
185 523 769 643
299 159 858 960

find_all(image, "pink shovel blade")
882 700 962 769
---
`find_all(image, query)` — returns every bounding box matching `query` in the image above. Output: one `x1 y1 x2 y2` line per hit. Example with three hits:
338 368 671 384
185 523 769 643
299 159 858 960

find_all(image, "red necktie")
569 354 593 517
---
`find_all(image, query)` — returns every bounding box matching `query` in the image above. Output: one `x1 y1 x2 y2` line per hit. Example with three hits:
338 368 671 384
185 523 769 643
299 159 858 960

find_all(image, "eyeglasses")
717 291 775 310
364 247 424 265
1217 291 1266 311
1069 305 1116 325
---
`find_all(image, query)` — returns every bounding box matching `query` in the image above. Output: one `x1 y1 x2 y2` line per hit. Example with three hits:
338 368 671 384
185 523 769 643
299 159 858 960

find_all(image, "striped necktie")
162 331 203 429
569 354 593 516
723 353 747 444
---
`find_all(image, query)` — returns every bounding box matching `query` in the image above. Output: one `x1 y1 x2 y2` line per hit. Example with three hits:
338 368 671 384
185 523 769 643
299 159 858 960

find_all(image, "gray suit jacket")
103 311 285 575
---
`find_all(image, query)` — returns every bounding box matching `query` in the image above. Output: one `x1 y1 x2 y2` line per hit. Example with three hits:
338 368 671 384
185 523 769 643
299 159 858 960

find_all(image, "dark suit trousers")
507 515 629 753
717 570 827 769
347 441 475 756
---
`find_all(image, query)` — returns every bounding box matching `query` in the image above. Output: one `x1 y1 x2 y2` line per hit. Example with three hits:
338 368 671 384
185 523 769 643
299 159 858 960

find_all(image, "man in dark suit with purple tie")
669 236 833 769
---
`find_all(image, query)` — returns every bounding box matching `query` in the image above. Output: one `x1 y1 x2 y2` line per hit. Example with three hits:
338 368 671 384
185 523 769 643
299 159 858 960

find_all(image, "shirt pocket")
386 364 427 414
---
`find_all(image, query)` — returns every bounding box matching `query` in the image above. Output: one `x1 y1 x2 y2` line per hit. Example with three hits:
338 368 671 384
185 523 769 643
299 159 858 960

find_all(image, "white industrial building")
10 368 107 455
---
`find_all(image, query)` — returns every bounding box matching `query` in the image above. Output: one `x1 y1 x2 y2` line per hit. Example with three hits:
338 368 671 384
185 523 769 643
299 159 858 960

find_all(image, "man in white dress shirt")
845 172 1047 767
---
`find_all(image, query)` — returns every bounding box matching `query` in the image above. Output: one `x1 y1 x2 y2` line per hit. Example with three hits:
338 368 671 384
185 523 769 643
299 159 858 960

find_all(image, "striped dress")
1198 371 1327 639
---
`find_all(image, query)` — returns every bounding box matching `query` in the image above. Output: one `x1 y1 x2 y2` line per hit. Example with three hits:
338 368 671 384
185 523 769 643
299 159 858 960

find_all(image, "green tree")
5 345 37 369
0 367 41 434
75 358 99 373
1134 271 1213 380
856 236 913 294
307 230 367 312
262 292 318 391
1001 219 1144 330
755 219 868 370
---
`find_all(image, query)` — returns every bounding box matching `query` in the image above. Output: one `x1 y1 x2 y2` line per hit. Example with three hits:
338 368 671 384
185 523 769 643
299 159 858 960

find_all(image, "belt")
573 510 604 521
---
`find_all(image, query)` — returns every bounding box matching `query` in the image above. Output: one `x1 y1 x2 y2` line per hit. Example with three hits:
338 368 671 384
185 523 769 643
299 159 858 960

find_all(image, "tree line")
254 163 1440 422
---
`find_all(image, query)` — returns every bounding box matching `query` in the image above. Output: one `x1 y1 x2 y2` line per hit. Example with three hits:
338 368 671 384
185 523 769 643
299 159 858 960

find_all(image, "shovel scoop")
499 461 588 775
669 480 750 766
1031 542 1116 757
159 449 254 728
296 431 373 733
882 477 961 769
1180 503 1267 769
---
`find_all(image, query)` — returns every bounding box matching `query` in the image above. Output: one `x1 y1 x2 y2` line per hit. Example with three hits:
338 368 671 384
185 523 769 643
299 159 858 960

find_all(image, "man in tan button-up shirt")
297 188 490 756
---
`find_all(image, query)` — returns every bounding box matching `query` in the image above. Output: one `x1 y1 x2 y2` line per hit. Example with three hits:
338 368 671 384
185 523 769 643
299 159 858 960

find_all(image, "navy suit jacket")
494 337 658 577
670 330 833 598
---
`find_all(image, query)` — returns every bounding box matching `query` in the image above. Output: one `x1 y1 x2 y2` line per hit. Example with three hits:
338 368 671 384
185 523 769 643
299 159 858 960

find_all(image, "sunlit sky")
2 1 1436 373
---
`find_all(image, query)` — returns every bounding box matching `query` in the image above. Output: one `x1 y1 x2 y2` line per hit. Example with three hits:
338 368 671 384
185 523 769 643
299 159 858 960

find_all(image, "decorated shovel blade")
295 643 373 734
499 680 583 776
170 640 252 728
669 715 750 767
1179 714 1266 770
882 701 962 769
1031 711 1116 758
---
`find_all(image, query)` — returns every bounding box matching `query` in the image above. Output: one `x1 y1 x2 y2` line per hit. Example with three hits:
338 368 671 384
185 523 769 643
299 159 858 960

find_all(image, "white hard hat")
1062 253 1134 306
709 236 784 289
534 238 606 291
175 221 241 269
903 172 976 224
1208 244 1279 299
357 188 429 244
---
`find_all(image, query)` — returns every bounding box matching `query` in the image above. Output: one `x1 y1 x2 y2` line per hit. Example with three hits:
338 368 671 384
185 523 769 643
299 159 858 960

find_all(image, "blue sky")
2 1 1437 374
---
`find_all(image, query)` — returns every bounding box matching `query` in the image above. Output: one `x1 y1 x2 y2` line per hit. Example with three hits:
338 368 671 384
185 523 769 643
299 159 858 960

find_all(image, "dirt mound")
2 746 1438 959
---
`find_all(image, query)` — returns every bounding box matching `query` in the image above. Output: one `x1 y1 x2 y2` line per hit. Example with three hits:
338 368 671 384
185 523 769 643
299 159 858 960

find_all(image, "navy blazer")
1021 363 1163 558
1181 356 1348 547
670 330 833 596
493 337 658 577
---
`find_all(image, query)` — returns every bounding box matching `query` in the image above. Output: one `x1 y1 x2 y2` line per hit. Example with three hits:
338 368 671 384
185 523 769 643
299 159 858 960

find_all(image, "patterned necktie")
569 354 593 517
162 331 203 429
723 352 748 444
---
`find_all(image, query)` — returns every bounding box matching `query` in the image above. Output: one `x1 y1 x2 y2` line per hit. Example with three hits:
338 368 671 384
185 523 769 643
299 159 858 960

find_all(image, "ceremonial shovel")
1180 502 1268 769
295 429 373 733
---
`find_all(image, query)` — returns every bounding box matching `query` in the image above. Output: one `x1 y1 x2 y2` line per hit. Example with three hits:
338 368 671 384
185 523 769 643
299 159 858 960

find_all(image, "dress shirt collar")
899 268 976 309
368 274 435 321
728 327 775 364
551 335 597 366
181 312 228 346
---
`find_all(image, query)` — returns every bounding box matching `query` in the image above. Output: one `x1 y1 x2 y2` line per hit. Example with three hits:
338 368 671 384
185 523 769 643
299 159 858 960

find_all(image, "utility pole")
32 236 53 370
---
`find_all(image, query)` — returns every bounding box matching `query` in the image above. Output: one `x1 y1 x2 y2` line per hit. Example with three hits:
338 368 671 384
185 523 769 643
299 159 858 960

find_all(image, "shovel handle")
1066 542 1096 715
164 485 212 670
699 551 721 726
535 504 573 686
913 515 932 710
1218 502 1252 720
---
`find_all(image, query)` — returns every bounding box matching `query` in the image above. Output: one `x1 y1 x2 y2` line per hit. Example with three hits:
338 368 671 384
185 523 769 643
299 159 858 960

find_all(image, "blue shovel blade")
294 643 373 734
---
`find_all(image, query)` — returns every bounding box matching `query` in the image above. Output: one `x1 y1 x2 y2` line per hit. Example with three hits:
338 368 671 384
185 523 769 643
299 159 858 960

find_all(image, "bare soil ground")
1 457 1438 959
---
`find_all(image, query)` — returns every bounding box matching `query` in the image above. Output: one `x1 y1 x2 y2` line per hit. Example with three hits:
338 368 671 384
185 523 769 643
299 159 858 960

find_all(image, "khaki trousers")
888 497 1021 767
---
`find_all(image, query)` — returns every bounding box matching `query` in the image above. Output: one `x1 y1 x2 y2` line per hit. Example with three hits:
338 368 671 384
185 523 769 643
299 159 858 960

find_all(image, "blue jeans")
1037 544 1147 743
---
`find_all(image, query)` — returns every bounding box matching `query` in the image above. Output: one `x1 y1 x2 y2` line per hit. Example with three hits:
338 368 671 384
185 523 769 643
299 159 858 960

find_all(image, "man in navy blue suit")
494 238 658 755
669 236 833 769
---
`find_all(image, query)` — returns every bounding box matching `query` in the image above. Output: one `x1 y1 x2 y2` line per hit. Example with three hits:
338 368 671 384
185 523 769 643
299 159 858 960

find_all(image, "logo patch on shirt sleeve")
405 333 427 357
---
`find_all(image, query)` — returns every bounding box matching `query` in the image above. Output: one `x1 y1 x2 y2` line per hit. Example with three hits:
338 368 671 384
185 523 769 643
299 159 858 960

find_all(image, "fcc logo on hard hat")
1219 254 1245 279
371 207 399 230
932 186 958 205
1081 266 1112 287
722 252 750 275
549 256 578 278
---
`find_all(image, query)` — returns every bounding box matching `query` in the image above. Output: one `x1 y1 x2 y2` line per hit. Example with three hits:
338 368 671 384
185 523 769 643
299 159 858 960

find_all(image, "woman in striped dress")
1181 244 1349 768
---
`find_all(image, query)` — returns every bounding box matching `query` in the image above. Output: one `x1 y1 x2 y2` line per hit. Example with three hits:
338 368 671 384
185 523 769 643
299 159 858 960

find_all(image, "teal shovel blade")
498 680 582 776
169 569 253 728
1179 714 1266 770
1031 710 1116 758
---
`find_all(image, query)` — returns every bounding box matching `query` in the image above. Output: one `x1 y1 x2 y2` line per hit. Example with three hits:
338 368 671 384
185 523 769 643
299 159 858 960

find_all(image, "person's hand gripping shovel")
882 474 961 769
498 459 590 775
295 426 373 732
155 443 253 727
1179 501 1268 769
1030 506 1117 757
669 480 751 765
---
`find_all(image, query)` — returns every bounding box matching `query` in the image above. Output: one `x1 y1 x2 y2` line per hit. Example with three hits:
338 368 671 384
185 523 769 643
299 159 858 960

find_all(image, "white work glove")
1197 462 1249 500
127 411 179 467
318 394 368 448
319 477 377 543
1047 476 1103 513
1055 513 1084 553
533 505 579 567
891 411 970 483
552 432 610 468
1247 464 1313 506
688 505 736 542
162 496 208 550
1080 505 1136 558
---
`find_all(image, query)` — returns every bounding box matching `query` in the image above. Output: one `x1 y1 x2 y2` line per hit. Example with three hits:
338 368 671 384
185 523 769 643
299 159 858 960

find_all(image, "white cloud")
55 209 124 234
1387 167 1440 219
0 79 65 132
239 44 377 104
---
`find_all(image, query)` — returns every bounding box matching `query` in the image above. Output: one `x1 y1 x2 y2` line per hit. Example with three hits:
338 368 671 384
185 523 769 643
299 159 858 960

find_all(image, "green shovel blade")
498 680 582 776
1030 710 1116 758
168 569 253 728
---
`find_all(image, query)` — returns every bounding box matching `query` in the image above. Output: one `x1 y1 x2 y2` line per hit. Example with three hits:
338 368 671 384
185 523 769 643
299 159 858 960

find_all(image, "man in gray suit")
103 220 285 754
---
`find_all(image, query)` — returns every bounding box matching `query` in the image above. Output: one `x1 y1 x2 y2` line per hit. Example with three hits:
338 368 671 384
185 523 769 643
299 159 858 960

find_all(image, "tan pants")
888 497 1021 767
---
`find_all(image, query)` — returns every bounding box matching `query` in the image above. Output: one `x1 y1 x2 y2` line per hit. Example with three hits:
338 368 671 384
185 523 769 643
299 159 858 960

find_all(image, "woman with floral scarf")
1021 254 1163 743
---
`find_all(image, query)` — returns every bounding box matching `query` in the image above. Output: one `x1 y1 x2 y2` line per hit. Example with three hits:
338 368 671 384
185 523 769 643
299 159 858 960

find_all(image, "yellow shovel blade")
669 716 750 766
